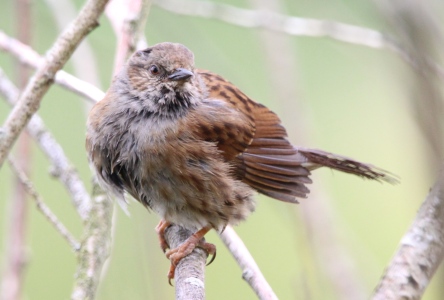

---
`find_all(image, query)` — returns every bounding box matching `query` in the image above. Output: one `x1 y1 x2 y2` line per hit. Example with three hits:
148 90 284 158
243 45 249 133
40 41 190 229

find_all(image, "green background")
0 0 442 299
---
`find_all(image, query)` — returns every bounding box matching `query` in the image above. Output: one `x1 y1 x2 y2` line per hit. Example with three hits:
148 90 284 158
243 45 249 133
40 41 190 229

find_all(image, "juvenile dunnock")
86 42 396 282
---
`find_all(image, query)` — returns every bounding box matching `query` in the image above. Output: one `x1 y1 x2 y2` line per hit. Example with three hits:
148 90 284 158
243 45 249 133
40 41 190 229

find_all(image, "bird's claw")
165 239 217 283
198 240 216 266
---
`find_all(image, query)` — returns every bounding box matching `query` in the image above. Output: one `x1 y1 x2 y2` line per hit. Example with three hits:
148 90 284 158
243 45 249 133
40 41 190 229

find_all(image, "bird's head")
124 42 203 116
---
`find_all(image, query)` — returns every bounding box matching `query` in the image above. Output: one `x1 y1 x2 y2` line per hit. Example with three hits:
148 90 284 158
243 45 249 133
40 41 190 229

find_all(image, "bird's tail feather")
297 147 399 184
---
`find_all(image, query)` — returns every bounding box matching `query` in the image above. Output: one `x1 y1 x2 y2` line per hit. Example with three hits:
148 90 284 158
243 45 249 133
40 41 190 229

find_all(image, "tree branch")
164 225 206 300
105 0 151 74
0 31 104 103
44 0 103 92
0 0 110 169
71 182 113 300
372 166 444 299
0 63 112 300
0 68 92 220
7 157 80 251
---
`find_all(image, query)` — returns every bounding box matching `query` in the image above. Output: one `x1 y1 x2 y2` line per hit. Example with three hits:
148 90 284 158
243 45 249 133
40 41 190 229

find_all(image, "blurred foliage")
0 0 442 299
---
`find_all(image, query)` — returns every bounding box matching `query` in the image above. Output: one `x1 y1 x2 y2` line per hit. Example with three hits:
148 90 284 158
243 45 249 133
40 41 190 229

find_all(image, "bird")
86 42 396 283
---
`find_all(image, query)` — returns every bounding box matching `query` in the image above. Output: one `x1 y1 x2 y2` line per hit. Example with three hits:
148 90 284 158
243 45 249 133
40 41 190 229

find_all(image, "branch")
219 226 278 300
0 68 92 220
372 166 444 299
44 0 103 92
106 0 151 74
0 0 109 168
7 157 80 251
1 60 112 298
164 225 206 300
152 0 444 81
0 31 103 103
71 182 114 300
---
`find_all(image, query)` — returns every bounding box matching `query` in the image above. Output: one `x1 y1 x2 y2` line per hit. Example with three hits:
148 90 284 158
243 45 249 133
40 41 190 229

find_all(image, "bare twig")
44 0 103 97
372 166 444 299
219 226 278 300
7 157 80 251
0 68 92 220
153 0 444 81
106 0 151 74
0 0 110 169
164 225 207 300
71 182 114 300
0 31 104 103
0 26 110 299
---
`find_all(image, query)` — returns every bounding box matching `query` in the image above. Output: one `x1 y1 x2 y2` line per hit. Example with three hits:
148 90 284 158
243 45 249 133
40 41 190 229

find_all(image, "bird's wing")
196 70 312 203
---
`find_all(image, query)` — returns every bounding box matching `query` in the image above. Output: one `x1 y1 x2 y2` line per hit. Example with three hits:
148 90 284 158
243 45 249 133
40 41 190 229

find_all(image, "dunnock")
86 42 396 282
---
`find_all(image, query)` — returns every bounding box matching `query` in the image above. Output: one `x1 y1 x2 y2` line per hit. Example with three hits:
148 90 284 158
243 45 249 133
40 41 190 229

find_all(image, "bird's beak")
168 68 194 81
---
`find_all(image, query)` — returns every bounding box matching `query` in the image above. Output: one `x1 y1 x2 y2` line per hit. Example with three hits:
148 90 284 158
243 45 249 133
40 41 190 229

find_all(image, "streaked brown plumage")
86 42 396 282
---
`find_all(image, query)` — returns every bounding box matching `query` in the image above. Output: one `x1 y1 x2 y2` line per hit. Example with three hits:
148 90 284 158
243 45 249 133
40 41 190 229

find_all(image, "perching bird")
86 42 396 282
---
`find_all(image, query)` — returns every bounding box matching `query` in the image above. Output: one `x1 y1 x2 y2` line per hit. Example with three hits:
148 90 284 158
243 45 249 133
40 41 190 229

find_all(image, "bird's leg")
155 219 172 253
165 225 216 283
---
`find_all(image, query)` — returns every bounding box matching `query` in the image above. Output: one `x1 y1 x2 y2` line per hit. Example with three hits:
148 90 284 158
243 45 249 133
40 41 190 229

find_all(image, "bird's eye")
149 65 160 75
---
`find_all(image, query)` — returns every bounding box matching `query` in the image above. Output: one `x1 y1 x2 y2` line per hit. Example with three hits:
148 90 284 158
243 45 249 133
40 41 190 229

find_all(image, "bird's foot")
165 225 215 285
155 219 171 253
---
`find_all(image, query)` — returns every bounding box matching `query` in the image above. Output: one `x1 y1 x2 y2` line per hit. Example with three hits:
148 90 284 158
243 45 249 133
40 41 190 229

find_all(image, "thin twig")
372 166 444 299
152 0 444 81
71 182 114 300
0 68 92 220
7 157 80 251
0 31 103 103
106 0 151 74
219 226 278 300
0 0 110 169
44 0 103 93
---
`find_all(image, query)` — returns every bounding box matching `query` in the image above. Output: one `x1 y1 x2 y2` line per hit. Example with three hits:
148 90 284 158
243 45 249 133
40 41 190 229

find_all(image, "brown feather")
298 148 399 184
245 166 312 184
244 161 310 177
197 70 312 202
